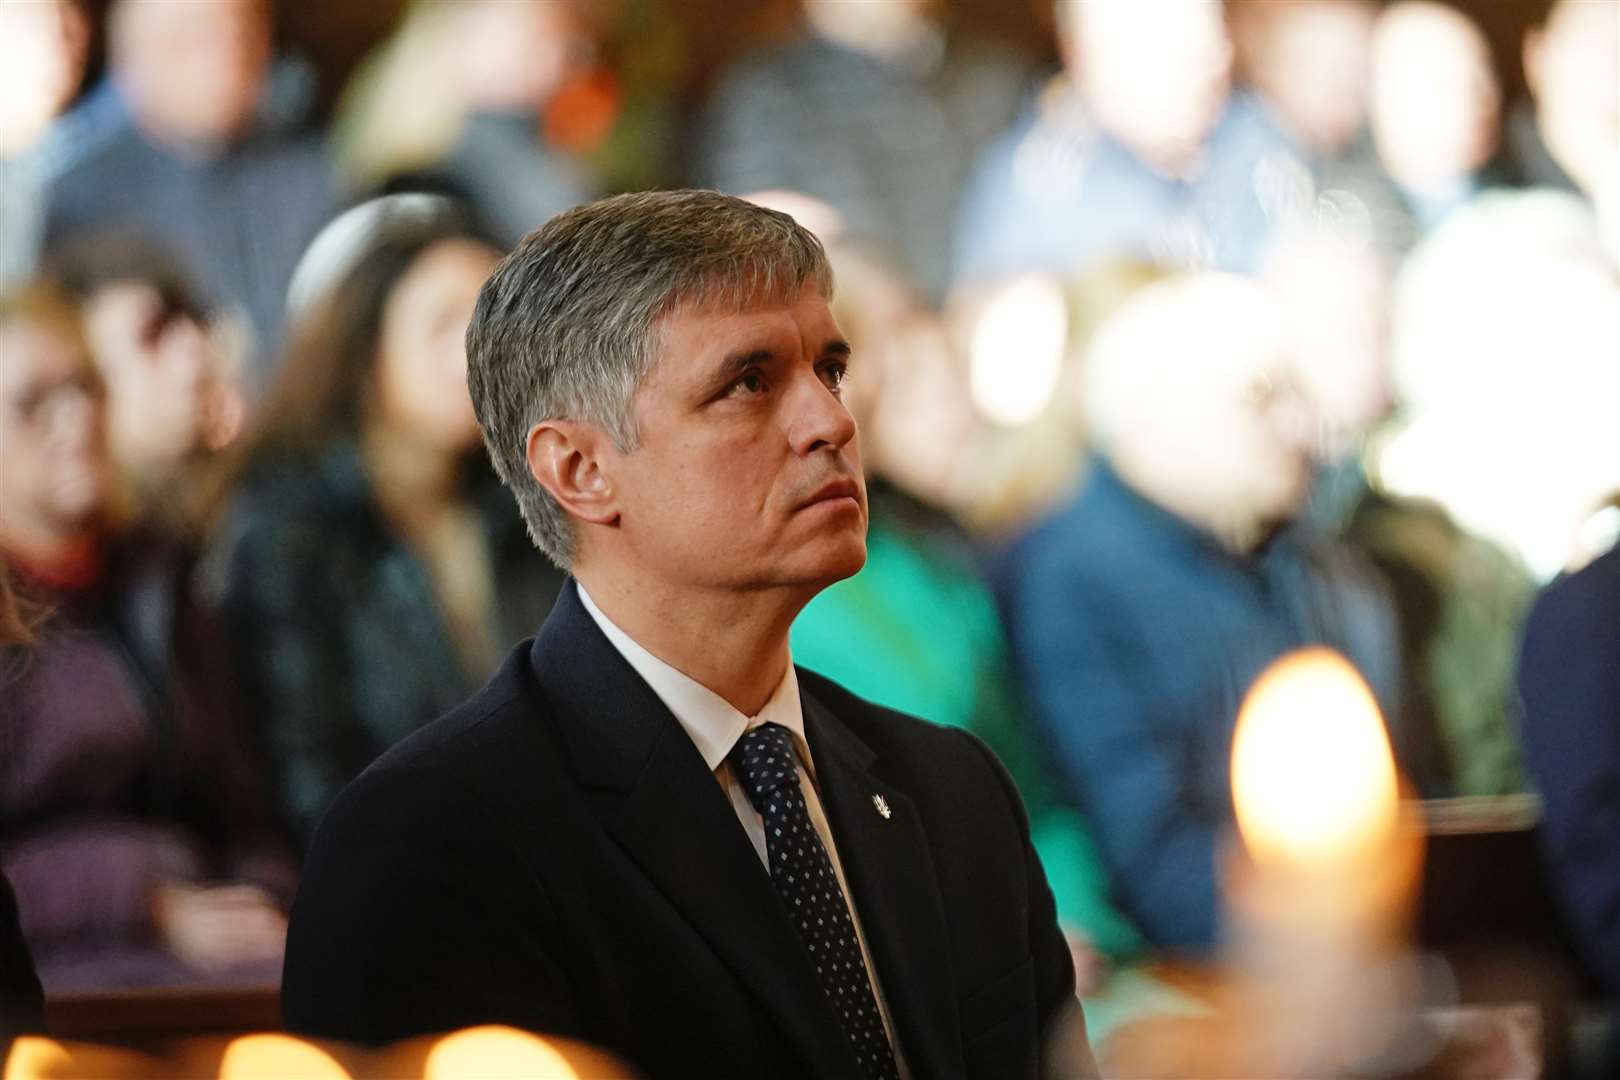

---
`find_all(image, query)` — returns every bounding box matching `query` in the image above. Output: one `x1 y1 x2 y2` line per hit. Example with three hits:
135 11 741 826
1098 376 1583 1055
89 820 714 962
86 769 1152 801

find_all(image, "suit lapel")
529 584 860 1077
802 684 967 1080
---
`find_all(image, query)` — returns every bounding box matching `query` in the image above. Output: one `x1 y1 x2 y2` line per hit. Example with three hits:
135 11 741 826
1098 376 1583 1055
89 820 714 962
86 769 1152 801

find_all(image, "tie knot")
729 722 799 807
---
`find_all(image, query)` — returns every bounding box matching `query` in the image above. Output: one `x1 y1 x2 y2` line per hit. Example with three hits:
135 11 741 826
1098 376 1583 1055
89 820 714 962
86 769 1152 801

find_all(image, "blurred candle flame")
218 1034 351 1079
424 1026 580 1079
1231 648 1399 869
2 1038 69 1080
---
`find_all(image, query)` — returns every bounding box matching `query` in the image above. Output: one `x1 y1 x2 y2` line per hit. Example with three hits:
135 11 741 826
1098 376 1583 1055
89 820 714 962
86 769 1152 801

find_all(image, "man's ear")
526 420 620 526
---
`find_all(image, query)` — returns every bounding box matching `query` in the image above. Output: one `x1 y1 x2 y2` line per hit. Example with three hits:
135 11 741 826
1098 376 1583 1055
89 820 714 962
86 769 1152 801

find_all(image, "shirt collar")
576 583 809 775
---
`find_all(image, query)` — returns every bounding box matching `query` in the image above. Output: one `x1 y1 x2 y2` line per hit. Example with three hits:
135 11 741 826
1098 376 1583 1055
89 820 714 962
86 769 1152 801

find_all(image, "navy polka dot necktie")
730 723 900 1080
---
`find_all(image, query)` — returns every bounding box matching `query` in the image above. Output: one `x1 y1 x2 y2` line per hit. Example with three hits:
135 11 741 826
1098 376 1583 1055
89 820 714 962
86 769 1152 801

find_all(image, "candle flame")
218 1034 351 1079
424 1026 581 1079
1231 648 1399 867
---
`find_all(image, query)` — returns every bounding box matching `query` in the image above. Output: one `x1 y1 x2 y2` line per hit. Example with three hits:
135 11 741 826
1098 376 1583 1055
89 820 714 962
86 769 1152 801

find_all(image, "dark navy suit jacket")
1519 543 1620 994
282 581 1091 1079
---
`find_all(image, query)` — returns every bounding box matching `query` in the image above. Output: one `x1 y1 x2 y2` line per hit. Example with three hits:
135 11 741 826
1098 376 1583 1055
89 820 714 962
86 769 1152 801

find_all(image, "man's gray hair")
466 189 834 567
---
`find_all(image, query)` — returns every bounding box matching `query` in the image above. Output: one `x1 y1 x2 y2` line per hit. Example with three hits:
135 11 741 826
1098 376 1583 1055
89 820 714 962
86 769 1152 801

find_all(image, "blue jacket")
999 461 1399 953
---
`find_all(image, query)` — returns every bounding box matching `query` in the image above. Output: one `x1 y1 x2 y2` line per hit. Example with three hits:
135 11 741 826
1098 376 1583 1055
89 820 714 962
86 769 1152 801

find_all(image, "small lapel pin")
872 794 891 820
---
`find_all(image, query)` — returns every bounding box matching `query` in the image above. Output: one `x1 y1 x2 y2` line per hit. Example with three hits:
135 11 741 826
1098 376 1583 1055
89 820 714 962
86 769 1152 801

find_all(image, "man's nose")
785 369 857 456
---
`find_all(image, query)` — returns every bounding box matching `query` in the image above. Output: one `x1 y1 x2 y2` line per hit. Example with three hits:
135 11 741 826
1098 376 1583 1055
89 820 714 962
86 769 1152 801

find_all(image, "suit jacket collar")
529 581 863 1076
526 581 967 1078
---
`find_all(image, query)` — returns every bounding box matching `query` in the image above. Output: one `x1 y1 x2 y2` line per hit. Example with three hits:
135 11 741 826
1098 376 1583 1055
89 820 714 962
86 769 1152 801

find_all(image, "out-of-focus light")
1231 648 1399 869
969 274 1067 427
3 1038 68 1080
424 1026 579 1080
3 1037 152 1080
217 1034 350 1079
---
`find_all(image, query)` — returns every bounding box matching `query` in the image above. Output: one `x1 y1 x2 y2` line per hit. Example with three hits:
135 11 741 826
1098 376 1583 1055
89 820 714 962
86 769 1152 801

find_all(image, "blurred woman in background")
1 282 291 992
203 196 565 849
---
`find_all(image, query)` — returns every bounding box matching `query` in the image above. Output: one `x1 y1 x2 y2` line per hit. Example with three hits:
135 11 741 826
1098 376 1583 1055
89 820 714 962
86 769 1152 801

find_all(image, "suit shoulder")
796 667 1009 784
317 643 539 827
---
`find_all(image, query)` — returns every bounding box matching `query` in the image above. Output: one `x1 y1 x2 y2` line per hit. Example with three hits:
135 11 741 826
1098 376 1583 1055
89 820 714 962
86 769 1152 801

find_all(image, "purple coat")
1 533 294 990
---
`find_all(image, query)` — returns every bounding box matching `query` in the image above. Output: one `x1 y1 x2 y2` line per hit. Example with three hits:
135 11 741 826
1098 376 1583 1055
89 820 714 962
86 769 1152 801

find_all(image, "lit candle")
1224 647 1423 1075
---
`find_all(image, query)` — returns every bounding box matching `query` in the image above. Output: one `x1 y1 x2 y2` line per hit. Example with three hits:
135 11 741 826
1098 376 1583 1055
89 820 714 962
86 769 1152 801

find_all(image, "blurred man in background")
699 0 1032 301
1230 0 1416 261
1000 274 1400 954
953 0 1299 287
49 235 241 534
1508 0 1620 255
43 0 339 395
0 0 91 288
335 0 598 247
1366 2 1505 253
0 282 292 991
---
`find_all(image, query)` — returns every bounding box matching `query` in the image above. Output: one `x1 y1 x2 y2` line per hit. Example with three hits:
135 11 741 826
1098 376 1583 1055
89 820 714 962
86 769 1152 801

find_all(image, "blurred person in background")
949 261 1168 537
1229 0 1416 262
697 0 1033 302
1366 2 1507 255
787 245 1147 996
43 0 340 396
0 0 91 288
1 565 46 1043
1507 0 1620 256
335 0 598 247
1518 536 1620 1077
48 234 244 536
0 282 293 991
203 197 566 848
1357 187 1620 797
999 274 1401 955
952 0 1300 288
1258 225 1394 528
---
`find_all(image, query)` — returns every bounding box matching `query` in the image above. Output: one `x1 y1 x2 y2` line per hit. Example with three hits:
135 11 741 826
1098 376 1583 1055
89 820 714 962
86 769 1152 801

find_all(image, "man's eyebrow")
706 338 852 389
711 347 777 385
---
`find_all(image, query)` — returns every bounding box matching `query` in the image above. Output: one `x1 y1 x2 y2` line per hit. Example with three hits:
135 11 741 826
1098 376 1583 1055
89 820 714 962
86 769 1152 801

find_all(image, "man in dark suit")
282 190 1095 1078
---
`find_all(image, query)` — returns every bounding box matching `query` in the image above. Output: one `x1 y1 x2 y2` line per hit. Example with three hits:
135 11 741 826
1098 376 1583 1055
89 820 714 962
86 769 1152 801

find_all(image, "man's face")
605 281 868 596
82 283 217 480
116 0 270 145
0 319 110 550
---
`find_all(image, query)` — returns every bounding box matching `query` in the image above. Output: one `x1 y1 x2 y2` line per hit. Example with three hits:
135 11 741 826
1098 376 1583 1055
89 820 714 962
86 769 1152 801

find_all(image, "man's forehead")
661 275 829 324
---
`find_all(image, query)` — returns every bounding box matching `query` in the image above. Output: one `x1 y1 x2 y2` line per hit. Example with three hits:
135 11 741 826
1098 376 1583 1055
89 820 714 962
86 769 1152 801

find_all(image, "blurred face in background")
0 312 109 556
1370 2 1500 192
1261 233 1391 451
111 0 271 147
1235 0 1376 155
369 238 499 456
81 284 223 485
1087 276 1312 546
0 0 88 154
445 0 592 112
1061 0 1232 177
1526 0 1620 204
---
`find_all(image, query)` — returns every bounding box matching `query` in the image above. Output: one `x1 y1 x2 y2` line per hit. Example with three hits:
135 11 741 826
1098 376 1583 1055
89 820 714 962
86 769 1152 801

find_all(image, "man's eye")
729 370 768 397
820 362 849 394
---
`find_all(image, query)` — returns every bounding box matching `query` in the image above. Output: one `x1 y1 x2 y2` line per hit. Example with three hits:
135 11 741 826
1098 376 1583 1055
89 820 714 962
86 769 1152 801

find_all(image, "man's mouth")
799 476 862 510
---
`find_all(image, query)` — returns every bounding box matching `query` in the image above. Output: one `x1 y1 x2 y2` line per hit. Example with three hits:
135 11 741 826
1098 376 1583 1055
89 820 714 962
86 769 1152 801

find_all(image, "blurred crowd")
1 0 1616 1054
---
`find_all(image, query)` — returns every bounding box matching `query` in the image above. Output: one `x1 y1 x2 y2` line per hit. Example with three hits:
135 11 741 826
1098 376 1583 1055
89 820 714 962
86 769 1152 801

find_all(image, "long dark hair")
200 195 496 525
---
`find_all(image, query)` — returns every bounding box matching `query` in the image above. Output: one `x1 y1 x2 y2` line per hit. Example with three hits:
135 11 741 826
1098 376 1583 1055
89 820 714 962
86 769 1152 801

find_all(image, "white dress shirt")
577 584 908 1075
